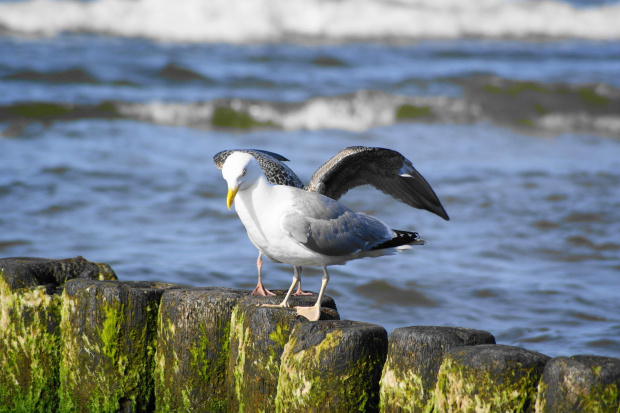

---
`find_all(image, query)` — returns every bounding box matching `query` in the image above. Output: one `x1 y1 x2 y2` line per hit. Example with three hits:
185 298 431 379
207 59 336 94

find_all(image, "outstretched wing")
213 149 304 188
306 146 449 221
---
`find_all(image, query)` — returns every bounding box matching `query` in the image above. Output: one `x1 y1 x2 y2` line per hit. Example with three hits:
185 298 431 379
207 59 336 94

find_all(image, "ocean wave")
2 79 619 137
116 92 479 131
1 0 620 42
3 67 139 86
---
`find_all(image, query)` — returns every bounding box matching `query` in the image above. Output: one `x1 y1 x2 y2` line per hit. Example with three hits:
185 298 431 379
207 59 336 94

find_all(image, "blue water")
1 0 620 359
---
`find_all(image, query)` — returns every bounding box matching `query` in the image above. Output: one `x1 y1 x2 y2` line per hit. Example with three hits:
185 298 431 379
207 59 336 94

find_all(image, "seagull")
214 146 449 321
214 149 308 297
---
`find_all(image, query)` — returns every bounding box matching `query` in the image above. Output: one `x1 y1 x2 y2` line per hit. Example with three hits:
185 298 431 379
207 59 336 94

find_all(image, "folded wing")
281 190 394 256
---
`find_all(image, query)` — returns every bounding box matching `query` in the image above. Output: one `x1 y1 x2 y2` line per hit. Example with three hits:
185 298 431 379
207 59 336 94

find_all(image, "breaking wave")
2 77 620 138
1 0 620 42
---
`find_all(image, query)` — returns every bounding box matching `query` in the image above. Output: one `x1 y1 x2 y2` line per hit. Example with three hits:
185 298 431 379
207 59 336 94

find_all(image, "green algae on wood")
227 299 305 413
535 355 620 412
154 287 248 413
226 292 338 413
276 320 388 413
379 326 496 413
59 279 176 413
0 257 117 413
435 344 550 413
0 274 62 413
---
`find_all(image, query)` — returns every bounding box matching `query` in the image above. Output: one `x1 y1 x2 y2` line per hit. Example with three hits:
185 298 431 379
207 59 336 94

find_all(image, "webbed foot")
294 305 321 321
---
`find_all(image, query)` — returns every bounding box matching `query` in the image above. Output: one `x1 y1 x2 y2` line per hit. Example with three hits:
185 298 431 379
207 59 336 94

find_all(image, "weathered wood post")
276 320 388 412
0 257 116 412
3 255 619 412
435 344 550 412
535 355 620 412
154 287 248 413
59 279 176 413
227 292 338 413
379 326 496 412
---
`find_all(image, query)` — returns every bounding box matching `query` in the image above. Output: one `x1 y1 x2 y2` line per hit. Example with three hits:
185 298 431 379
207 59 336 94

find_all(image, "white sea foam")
112 92 482 132
111 89 620 137
1 0 620 42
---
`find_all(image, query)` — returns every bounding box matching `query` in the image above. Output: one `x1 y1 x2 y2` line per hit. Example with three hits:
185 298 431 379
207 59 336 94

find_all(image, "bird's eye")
242 169 247 176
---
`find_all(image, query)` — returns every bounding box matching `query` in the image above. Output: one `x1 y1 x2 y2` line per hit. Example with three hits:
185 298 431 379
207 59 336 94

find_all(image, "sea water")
1 0 619 358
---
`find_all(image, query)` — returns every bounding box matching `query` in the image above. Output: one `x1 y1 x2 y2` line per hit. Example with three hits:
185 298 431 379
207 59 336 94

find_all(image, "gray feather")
280 190 393 256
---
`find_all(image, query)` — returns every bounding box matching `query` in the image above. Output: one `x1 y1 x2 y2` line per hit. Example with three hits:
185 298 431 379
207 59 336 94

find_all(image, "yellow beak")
227 186 239 210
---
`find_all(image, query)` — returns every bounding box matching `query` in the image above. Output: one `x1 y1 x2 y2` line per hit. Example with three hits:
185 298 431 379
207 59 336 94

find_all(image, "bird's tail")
371 229 425 251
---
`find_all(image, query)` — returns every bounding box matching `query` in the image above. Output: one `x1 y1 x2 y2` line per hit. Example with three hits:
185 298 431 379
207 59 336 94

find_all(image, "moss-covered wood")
435 344 550 413
226 292 339 413
379 326 496 412
535 355 620 412
154 287 248 413
59 279 176 413
276 320 388 412
0 275 62 413
3 257 620 412
0 257 117 413
0 256 117 291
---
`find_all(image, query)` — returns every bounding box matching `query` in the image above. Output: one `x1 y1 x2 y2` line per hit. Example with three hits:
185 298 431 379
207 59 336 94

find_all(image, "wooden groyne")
1 257 619 412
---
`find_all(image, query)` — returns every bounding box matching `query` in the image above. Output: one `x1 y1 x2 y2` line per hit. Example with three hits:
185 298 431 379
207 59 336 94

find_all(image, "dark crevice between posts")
0 257 117 413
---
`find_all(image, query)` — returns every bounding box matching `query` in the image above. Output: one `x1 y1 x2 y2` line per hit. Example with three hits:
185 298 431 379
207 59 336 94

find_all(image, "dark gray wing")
213 149 304 188
307 146 449 220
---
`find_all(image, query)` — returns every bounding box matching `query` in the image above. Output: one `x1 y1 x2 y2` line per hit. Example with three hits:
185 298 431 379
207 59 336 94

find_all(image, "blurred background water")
1 0 619 358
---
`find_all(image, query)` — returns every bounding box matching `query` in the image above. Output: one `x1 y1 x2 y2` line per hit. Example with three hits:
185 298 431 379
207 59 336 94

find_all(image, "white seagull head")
221 151 263 210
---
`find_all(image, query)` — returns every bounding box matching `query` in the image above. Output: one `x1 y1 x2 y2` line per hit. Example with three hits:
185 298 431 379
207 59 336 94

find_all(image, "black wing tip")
371 230 423 251
435 206 450 221
397 164 450 221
